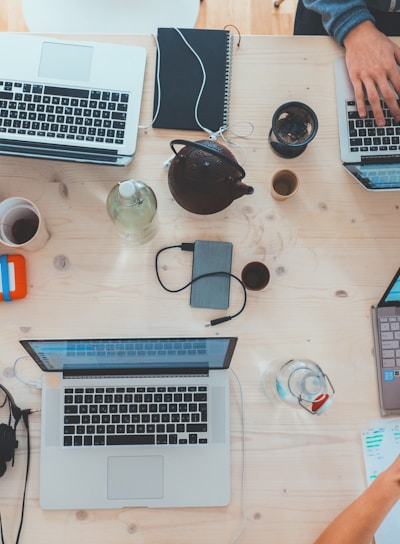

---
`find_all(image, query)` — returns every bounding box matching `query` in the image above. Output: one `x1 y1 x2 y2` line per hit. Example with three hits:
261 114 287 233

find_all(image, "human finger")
386 65 400 122
352 78 367 119
363 78 386 126
380 80 400 124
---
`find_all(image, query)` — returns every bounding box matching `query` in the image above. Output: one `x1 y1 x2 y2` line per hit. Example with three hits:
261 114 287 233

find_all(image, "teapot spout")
233 180 254 201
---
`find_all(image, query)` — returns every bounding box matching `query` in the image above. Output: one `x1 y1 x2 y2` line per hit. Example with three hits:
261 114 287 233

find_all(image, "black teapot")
168 139 254 215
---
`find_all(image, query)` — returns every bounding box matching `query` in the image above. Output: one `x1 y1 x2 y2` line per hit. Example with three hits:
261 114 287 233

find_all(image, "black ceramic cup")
241 262 270 291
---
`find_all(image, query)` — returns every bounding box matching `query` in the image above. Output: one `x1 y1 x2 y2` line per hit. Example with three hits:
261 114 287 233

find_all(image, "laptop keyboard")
64 339 207 358
0 80 129 145
347 100 400 154
63 385 209 447
379 316 400 367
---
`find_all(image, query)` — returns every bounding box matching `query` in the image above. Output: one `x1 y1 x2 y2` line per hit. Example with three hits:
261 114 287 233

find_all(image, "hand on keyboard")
343 21 400 128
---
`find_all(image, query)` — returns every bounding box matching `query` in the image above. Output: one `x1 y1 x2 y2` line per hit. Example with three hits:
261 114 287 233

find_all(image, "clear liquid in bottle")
106 179 158 245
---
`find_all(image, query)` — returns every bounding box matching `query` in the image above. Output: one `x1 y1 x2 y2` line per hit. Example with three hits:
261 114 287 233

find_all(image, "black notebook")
152 28 233 131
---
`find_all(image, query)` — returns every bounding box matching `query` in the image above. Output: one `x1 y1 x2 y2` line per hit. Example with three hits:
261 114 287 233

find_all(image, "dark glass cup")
269 101 318 158
241 262 270 291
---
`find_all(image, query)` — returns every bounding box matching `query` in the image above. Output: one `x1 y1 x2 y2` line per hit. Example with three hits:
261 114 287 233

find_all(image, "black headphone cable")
0 384 39 544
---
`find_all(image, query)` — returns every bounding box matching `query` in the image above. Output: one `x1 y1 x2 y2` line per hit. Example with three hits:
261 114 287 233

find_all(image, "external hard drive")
190 240 232 310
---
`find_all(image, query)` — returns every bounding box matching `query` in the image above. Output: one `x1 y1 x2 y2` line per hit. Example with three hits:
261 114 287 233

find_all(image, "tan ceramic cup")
271 169 299 200
0 197 49 251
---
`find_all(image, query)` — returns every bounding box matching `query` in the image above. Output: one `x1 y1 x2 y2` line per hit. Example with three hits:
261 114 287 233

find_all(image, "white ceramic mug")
0 197 49 251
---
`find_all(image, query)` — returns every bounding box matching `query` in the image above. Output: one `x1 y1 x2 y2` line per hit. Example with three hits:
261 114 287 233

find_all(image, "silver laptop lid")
19 337 238 376
0 34 146 165
335 56 400 191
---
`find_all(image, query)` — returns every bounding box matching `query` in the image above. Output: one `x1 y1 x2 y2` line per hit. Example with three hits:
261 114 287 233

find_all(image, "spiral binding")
222 31 233 131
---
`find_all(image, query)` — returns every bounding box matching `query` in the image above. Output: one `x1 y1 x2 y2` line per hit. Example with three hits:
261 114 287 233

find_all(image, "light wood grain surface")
0 33 399 544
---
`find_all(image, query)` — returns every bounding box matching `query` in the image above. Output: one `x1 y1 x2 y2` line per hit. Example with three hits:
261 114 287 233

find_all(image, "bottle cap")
311 394 333 415
118 180 137 199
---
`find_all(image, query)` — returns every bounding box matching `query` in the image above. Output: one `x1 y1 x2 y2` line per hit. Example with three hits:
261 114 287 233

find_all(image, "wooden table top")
1 34 399 544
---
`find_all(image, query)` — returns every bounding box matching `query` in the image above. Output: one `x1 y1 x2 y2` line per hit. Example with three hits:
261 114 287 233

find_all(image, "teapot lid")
170 139 246 180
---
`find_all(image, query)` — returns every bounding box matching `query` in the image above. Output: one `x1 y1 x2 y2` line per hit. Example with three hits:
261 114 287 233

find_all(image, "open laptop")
0 34 146 166
335 56 400 191
372 267 400 416
19 336 237 509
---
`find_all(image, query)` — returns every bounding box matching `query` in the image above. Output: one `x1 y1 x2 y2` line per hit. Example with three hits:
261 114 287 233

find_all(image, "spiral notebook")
152 28 233 131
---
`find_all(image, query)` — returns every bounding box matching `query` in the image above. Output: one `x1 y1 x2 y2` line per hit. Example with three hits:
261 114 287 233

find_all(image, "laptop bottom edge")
0 140 132 165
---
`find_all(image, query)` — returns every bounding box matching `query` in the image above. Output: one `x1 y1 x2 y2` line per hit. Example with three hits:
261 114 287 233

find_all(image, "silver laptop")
335 56 400 191
372 267 400 416
0 34 146 166
19 336 237 509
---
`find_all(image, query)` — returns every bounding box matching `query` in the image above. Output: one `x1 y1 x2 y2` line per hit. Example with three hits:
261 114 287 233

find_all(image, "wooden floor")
0 0 297 34
197 0 296 35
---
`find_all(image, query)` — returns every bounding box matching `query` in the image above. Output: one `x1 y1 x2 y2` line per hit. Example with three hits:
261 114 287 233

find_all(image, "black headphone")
0 383 34 544
0 384 22 478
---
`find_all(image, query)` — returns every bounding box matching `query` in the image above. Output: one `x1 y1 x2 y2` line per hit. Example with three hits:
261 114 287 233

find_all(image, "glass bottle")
261 359 334 415
106 179 158 245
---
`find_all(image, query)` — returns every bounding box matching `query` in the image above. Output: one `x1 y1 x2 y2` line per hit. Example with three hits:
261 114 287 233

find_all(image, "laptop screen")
379 267 400 306
345 164 400 191
19 337 238 373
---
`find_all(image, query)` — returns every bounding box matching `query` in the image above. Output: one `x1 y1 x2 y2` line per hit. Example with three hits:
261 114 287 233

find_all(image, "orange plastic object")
0 254 27 301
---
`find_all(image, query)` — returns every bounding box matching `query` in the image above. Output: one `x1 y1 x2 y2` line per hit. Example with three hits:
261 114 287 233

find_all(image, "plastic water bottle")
106 179 158 245
261 359 334 415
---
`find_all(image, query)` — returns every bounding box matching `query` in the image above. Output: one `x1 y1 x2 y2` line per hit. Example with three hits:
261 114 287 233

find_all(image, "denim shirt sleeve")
301 0 375 44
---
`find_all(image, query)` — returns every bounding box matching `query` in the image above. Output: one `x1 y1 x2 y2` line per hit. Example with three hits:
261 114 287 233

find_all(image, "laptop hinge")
360 155 400 165
0 138 129 165
62 368 210 378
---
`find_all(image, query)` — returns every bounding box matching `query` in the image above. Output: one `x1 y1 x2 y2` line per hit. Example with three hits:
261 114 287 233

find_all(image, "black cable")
155 244 247 326
15 410 31 544
0 396 34 544
0 516 4 544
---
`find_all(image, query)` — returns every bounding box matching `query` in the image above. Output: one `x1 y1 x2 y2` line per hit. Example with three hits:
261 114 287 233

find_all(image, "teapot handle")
170 139 246 180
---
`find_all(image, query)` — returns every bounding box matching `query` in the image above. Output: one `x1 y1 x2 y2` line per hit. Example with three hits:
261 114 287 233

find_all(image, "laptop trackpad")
107 456 163 500
39 42 93 81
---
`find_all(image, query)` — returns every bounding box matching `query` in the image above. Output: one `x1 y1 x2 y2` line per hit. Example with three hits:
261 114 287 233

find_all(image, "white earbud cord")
13 356 42 389
140 28 222 137
172 28 214 137
142 28 255 173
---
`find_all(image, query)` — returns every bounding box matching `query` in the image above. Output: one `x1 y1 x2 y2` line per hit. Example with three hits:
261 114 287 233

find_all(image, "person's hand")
378 454 400 495
343 20 400 127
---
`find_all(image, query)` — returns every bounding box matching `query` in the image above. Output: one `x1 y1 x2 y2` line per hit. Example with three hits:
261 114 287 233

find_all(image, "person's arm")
301 1 400 125
343 21 400 126
313 455 400 544
301 0 374 43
